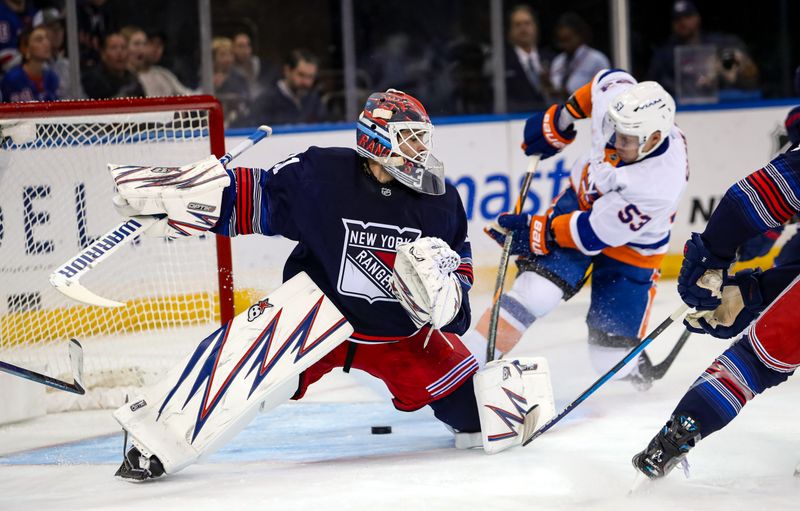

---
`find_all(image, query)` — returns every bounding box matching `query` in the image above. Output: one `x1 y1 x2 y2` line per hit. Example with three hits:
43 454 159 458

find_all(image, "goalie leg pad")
113 272 353 475
473 357 555 454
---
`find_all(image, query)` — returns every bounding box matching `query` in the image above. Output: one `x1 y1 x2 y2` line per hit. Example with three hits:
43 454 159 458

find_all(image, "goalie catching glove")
391 237 463 330
110 155 230 239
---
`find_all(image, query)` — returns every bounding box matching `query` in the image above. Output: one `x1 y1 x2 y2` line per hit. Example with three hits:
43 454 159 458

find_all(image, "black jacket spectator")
252 80 326 125
82 32 144 99
82 64 144 98
250 49 326 125
505 43 549 113
504 5 550 113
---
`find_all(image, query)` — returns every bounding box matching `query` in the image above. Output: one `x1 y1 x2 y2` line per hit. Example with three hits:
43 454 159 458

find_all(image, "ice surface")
1 281 798 510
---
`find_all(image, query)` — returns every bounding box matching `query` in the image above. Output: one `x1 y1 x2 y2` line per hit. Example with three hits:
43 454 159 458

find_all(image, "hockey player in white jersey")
462 69 688 388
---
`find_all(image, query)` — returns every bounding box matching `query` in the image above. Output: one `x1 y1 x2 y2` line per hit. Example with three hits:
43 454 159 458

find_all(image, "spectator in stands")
82 32 144 99
0 0 33 74
77 0 114 70
250 49 326 125
1 26 58 102
547 12 610 101
504 5 550 113
120 26 146 75
232 31 274 98
33 7 79 99
647 0 759 99
135 30 192 97
212 36 250 127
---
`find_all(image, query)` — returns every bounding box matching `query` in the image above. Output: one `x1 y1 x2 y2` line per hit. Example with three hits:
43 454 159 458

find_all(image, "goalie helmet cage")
0 96 234 411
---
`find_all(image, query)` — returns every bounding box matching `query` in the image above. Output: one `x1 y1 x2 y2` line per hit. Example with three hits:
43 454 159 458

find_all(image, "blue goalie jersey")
212 146 474 341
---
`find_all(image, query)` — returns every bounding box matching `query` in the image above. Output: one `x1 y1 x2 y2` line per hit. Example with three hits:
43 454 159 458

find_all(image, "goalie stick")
486 155 541 363
523 304 689 446
0 339 85 394
49 125 273 308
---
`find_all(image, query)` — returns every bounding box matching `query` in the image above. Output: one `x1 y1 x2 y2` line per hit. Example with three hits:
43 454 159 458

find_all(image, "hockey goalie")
111 89 555 481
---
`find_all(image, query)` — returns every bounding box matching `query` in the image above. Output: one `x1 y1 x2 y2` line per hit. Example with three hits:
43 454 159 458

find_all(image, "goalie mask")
356 89 446 195
603 81 675 161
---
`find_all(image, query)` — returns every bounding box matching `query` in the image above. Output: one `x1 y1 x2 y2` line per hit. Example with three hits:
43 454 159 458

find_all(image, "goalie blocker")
113 272 353 478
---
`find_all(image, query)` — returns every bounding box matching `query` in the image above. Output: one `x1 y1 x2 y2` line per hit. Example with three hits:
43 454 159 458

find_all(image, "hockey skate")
632 414 701 479
115 445 165 482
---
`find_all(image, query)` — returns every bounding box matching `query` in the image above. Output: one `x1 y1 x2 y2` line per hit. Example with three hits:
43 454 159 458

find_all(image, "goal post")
0 96 235 415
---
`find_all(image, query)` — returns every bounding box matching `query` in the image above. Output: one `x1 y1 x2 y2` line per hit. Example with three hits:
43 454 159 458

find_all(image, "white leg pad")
112 272 353 475
472 356 555 454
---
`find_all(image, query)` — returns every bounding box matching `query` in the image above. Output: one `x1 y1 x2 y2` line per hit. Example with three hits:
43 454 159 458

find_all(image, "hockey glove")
110 155 230 240
484 213 555 257
684 269 764 339
485 213 533 255
521 104 576 159
391 237 463 330
677 233 734 310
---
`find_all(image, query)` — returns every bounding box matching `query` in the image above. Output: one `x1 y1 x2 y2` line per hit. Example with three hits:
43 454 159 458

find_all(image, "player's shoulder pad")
436 180 469 213
283 146 359 181
300 146 359 170
591 68 637 92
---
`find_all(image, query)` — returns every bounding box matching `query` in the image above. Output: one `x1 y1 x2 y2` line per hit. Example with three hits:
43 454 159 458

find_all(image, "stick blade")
50 272 126 308
68 339 86 395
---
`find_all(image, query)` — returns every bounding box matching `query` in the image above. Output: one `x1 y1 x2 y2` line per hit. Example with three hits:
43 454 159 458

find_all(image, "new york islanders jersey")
212 146 474 341
555 69 689 269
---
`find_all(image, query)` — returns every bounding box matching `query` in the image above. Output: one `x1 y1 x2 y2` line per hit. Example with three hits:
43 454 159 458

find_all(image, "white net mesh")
0 104 227 411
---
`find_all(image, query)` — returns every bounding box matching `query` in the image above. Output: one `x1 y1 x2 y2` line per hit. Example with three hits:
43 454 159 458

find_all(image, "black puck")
371 426 392 434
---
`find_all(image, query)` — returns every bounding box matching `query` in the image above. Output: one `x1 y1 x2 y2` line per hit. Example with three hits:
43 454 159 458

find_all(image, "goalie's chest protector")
274 147 465 339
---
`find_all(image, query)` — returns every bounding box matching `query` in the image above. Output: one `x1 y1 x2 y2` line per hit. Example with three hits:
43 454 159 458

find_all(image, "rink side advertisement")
225 103 795 293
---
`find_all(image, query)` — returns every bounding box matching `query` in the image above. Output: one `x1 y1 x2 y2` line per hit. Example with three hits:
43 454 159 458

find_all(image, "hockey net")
0 96 234 412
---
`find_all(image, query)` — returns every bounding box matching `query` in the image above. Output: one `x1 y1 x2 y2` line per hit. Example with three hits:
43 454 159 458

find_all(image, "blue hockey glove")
485 213 533 256
683 269 764 339
677 233 734 310
521 104 576 159
484 213 556 257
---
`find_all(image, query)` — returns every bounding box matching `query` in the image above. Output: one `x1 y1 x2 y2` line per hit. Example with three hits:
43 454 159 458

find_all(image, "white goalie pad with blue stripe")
113 272 353 474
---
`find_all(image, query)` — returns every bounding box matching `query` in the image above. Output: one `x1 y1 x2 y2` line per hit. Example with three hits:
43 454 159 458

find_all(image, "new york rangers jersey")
0 2 31 53
212 146 474 341
559 69 688 269
704 145 800 261
0 64 59 102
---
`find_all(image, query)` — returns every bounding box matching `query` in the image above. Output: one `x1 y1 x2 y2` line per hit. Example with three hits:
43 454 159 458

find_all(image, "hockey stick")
486 155 541 362
523 304 689 446
647 327 691 380
0 339 85 394
49 125 273 308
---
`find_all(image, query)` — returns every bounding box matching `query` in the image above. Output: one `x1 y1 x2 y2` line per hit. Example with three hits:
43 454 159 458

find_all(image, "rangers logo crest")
337 219 421 303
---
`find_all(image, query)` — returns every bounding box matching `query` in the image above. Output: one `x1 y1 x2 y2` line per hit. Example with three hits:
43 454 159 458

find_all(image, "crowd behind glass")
0 0 796 128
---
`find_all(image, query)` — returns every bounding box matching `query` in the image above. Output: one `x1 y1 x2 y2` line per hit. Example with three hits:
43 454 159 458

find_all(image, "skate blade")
627 471 654 496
